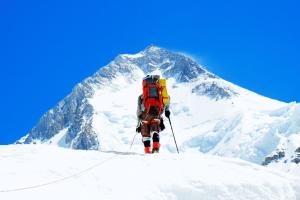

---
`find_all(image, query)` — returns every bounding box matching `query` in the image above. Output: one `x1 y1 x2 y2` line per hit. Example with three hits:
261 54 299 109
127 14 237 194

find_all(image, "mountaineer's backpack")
142 75 170 117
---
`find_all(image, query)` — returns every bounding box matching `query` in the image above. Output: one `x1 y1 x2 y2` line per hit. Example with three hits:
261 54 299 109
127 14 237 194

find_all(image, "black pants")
141 121 160 147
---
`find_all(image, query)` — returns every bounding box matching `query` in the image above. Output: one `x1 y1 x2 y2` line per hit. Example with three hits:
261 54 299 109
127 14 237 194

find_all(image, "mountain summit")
117 45 214 81
18 46 300 167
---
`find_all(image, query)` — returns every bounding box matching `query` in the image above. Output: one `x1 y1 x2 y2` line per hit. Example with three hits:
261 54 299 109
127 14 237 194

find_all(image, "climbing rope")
0 132 140 193
0 154 119 193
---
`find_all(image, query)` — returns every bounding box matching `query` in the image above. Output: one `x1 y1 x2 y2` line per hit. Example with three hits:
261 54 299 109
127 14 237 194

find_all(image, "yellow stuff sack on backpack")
159 79 170 106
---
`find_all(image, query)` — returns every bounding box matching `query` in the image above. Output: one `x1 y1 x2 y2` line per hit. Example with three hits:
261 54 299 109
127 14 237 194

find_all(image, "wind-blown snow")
0 145 299 200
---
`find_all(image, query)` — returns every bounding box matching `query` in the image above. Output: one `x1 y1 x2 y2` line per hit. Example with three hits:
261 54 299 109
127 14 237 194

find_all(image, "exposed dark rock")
192 82 238 100
262 151 285 166
291 158 300 164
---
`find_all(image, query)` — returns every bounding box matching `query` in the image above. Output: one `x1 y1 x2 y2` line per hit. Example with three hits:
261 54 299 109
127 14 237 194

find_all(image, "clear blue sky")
0 0 299 144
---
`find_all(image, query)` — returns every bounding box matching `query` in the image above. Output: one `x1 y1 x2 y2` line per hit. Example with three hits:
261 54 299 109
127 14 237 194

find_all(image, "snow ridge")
1 145 300 200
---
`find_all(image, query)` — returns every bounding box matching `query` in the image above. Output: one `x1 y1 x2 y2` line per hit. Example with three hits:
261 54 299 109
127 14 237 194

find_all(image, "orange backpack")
142 75 163 117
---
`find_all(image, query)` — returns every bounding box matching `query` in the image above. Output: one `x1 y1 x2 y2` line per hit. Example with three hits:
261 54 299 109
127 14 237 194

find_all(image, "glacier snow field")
0 145 300 200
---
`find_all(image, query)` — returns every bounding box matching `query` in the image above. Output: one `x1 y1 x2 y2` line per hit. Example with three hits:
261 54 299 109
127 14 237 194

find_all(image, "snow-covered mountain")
18 45 300 166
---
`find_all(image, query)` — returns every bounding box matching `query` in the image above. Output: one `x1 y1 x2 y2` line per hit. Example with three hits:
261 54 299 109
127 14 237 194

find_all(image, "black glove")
136 126 141 133
160 118 165 131
165 110 170 118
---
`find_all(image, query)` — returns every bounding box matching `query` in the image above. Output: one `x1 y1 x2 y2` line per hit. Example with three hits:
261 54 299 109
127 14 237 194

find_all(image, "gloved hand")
160 118 165 131
165 110 171 118
136 126 141 133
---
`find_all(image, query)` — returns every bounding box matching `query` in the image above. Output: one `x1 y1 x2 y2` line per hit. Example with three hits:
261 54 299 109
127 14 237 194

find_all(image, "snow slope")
0 145 300 200
18 45 300 166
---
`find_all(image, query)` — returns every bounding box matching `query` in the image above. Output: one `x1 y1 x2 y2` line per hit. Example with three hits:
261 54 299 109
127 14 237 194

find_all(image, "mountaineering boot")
143 139 152 154
144 147 152 154
152 132 160 153
152 142 160 153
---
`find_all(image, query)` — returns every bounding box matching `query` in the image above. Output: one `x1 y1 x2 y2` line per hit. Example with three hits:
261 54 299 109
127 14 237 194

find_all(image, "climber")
136 75 171 154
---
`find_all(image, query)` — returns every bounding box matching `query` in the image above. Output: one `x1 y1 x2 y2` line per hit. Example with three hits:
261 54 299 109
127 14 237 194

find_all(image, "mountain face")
18 45 300 167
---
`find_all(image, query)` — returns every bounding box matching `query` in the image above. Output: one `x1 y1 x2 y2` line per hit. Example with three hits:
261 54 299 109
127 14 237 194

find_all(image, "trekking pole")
167 116 179 154
130 130 138 151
